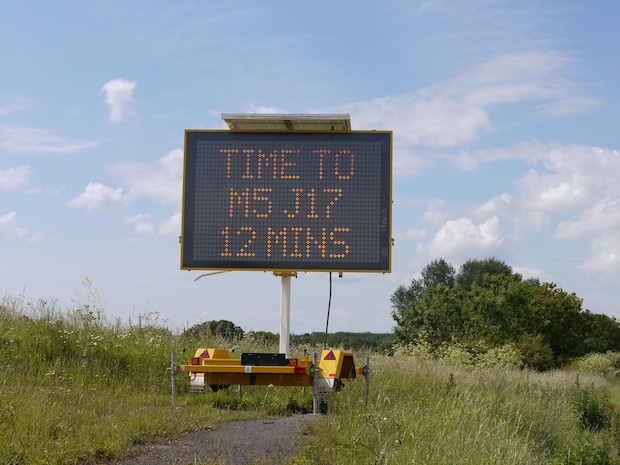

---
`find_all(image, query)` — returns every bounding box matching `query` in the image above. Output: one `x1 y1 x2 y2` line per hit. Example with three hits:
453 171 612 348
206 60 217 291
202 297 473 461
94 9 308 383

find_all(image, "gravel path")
106 414 322 465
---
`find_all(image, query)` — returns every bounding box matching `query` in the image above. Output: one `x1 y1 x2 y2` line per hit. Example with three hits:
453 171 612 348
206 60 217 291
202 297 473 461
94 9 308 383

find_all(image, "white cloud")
580 235 620 274
66 150 182 236
159 212 181 236
342 93 491 146
0 211 49 242
441 143 620 242
68 182 125 211
477 193 512 216
26 186 63 196
421 216 504 261
392 146 431 177
404 228 427 241
422 199 450 226
0 124 99 154
393 228 427 247
0 212 28 237
125 213 151 224
125 213 155 234
110 149 183 205
512 266 553 283
534 97 602 117
431 142 620 280
555 198 620 240
518 171 594 213
329 51 591 149
101 78 137 123
0 98 31 115
134 222 155 234
509 145 620 240
456 52 570 106
476 191 552 239
0 165 31 190
444 143 542 169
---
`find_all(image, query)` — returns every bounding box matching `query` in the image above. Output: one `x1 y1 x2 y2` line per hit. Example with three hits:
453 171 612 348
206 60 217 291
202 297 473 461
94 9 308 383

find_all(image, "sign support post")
276 271 296 357
280 274 291 357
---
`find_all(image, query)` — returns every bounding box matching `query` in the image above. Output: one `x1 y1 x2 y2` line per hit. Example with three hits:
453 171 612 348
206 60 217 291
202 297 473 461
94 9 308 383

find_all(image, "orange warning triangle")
200 349 210 358
324 350 336 360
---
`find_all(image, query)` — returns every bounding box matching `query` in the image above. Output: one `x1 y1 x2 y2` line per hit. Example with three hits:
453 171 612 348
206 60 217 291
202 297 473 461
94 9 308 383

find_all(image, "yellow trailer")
173 348 369 412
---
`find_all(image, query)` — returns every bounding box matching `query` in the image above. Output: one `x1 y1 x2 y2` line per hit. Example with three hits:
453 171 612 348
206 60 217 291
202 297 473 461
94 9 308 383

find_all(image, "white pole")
279 275 291 357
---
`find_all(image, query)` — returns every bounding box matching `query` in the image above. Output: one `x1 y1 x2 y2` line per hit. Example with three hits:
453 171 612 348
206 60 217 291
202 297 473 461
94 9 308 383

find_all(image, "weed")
354 413 405 465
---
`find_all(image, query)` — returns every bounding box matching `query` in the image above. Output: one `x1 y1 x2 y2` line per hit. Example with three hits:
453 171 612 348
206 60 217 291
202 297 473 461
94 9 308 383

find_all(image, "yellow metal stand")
173 348 369 414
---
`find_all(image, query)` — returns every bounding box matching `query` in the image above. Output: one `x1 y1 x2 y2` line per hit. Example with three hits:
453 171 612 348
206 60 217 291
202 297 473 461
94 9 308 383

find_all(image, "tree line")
183 320 395 350
391 257 620 369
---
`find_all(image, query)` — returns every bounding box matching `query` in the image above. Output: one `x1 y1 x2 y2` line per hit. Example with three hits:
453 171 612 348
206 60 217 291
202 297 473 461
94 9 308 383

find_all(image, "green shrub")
576 354 614 376
475 343 523 369
515 333 556 371
554 434 620 465
570 378 613 432
436 342 475 367
604 351 620 370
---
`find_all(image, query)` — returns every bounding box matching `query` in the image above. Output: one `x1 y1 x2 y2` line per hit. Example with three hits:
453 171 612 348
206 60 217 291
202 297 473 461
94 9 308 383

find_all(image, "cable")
324 272 332 349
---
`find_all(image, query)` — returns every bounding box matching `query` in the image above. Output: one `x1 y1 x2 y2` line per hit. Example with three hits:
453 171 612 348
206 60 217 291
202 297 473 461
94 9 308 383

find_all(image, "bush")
395 339 524 370
476 343 523 369
436 342 474 367
570 378 613 432
576 353 615 376
515 334 555 371
554 434 620 465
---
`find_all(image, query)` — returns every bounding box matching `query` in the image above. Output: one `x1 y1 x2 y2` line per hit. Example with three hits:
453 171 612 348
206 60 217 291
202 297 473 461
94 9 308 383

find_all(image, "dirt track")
106 414 322 465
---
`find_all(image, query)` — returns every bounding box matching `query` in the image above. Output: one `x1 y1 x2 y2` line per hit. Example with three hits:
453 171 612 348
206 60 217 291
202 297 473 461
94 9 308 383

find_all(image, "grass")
0 294 310 464
294 357 620 465
2 291 620 464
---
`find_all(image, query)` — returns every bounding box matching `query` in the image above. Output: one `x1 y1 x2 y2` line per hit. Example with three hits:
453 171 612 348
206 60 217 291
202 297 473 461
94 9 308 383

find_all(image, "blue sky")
2 0 620 334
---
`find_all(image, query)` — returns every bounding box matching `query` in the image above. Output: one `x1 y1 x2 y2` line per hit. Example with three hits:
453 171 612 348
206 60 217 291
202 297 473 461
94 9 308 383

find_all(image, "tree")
529 283 589 364
580 312 620 354
390 258 455 315
393 283 465 346
422 258 456 289
391 257 620 368
390 279 424 316
462 274 535 346
456 257 519 291
391 259 456 344
184 319 244 341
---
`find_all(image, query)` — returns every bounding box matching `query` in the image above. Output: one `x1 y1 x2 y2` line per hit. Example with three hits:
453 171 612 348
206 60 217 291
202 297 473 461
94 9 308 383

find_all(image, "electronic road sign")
181 130 392 272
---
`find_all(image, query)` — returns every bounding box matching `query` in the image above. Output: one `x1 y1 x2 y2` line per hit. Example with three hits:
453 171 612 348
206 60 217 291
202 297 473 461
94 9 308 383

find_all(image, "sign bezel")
181 129 392 273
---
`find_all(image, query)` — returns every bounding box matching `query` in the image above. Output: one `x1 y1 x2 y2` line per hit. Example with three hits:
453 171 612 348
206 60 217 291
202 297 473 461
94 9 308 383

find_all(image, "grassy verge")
294 356 620 465
0 295 310 465
3 293 620 465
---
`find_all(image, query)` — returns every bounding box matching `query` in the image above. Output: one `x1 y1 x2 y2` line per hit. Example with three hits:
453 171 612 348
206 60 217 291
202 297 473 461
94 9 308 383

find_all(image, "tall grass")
0 294 310 465
293 357 620 465
3 290 620 465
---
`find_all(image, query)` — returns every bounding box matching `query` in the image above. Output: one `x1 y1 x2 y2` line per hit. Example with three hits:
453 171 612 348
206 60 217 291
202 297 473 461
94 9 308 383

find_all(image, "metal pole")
171 352 177 407
279 275 291 357
365 355 370 407
312 352 318 415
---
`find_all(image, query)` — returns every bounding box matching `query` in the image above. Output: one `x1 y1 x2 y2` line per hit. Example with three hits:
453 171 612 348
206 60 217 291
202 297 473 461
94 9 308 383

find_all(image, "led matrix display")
181 130 392 272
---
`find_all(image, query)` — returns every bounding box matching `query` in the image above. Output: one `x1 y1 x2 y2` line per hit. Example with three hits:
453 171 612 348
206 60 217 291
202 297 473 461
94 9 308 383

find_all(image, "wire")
324 272 332 349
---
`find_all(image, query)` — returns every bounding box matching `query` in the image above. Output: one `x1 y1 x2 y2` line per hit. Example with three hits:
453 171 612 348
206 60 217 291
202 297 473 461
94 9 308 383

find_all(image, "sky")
2 0 620 335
